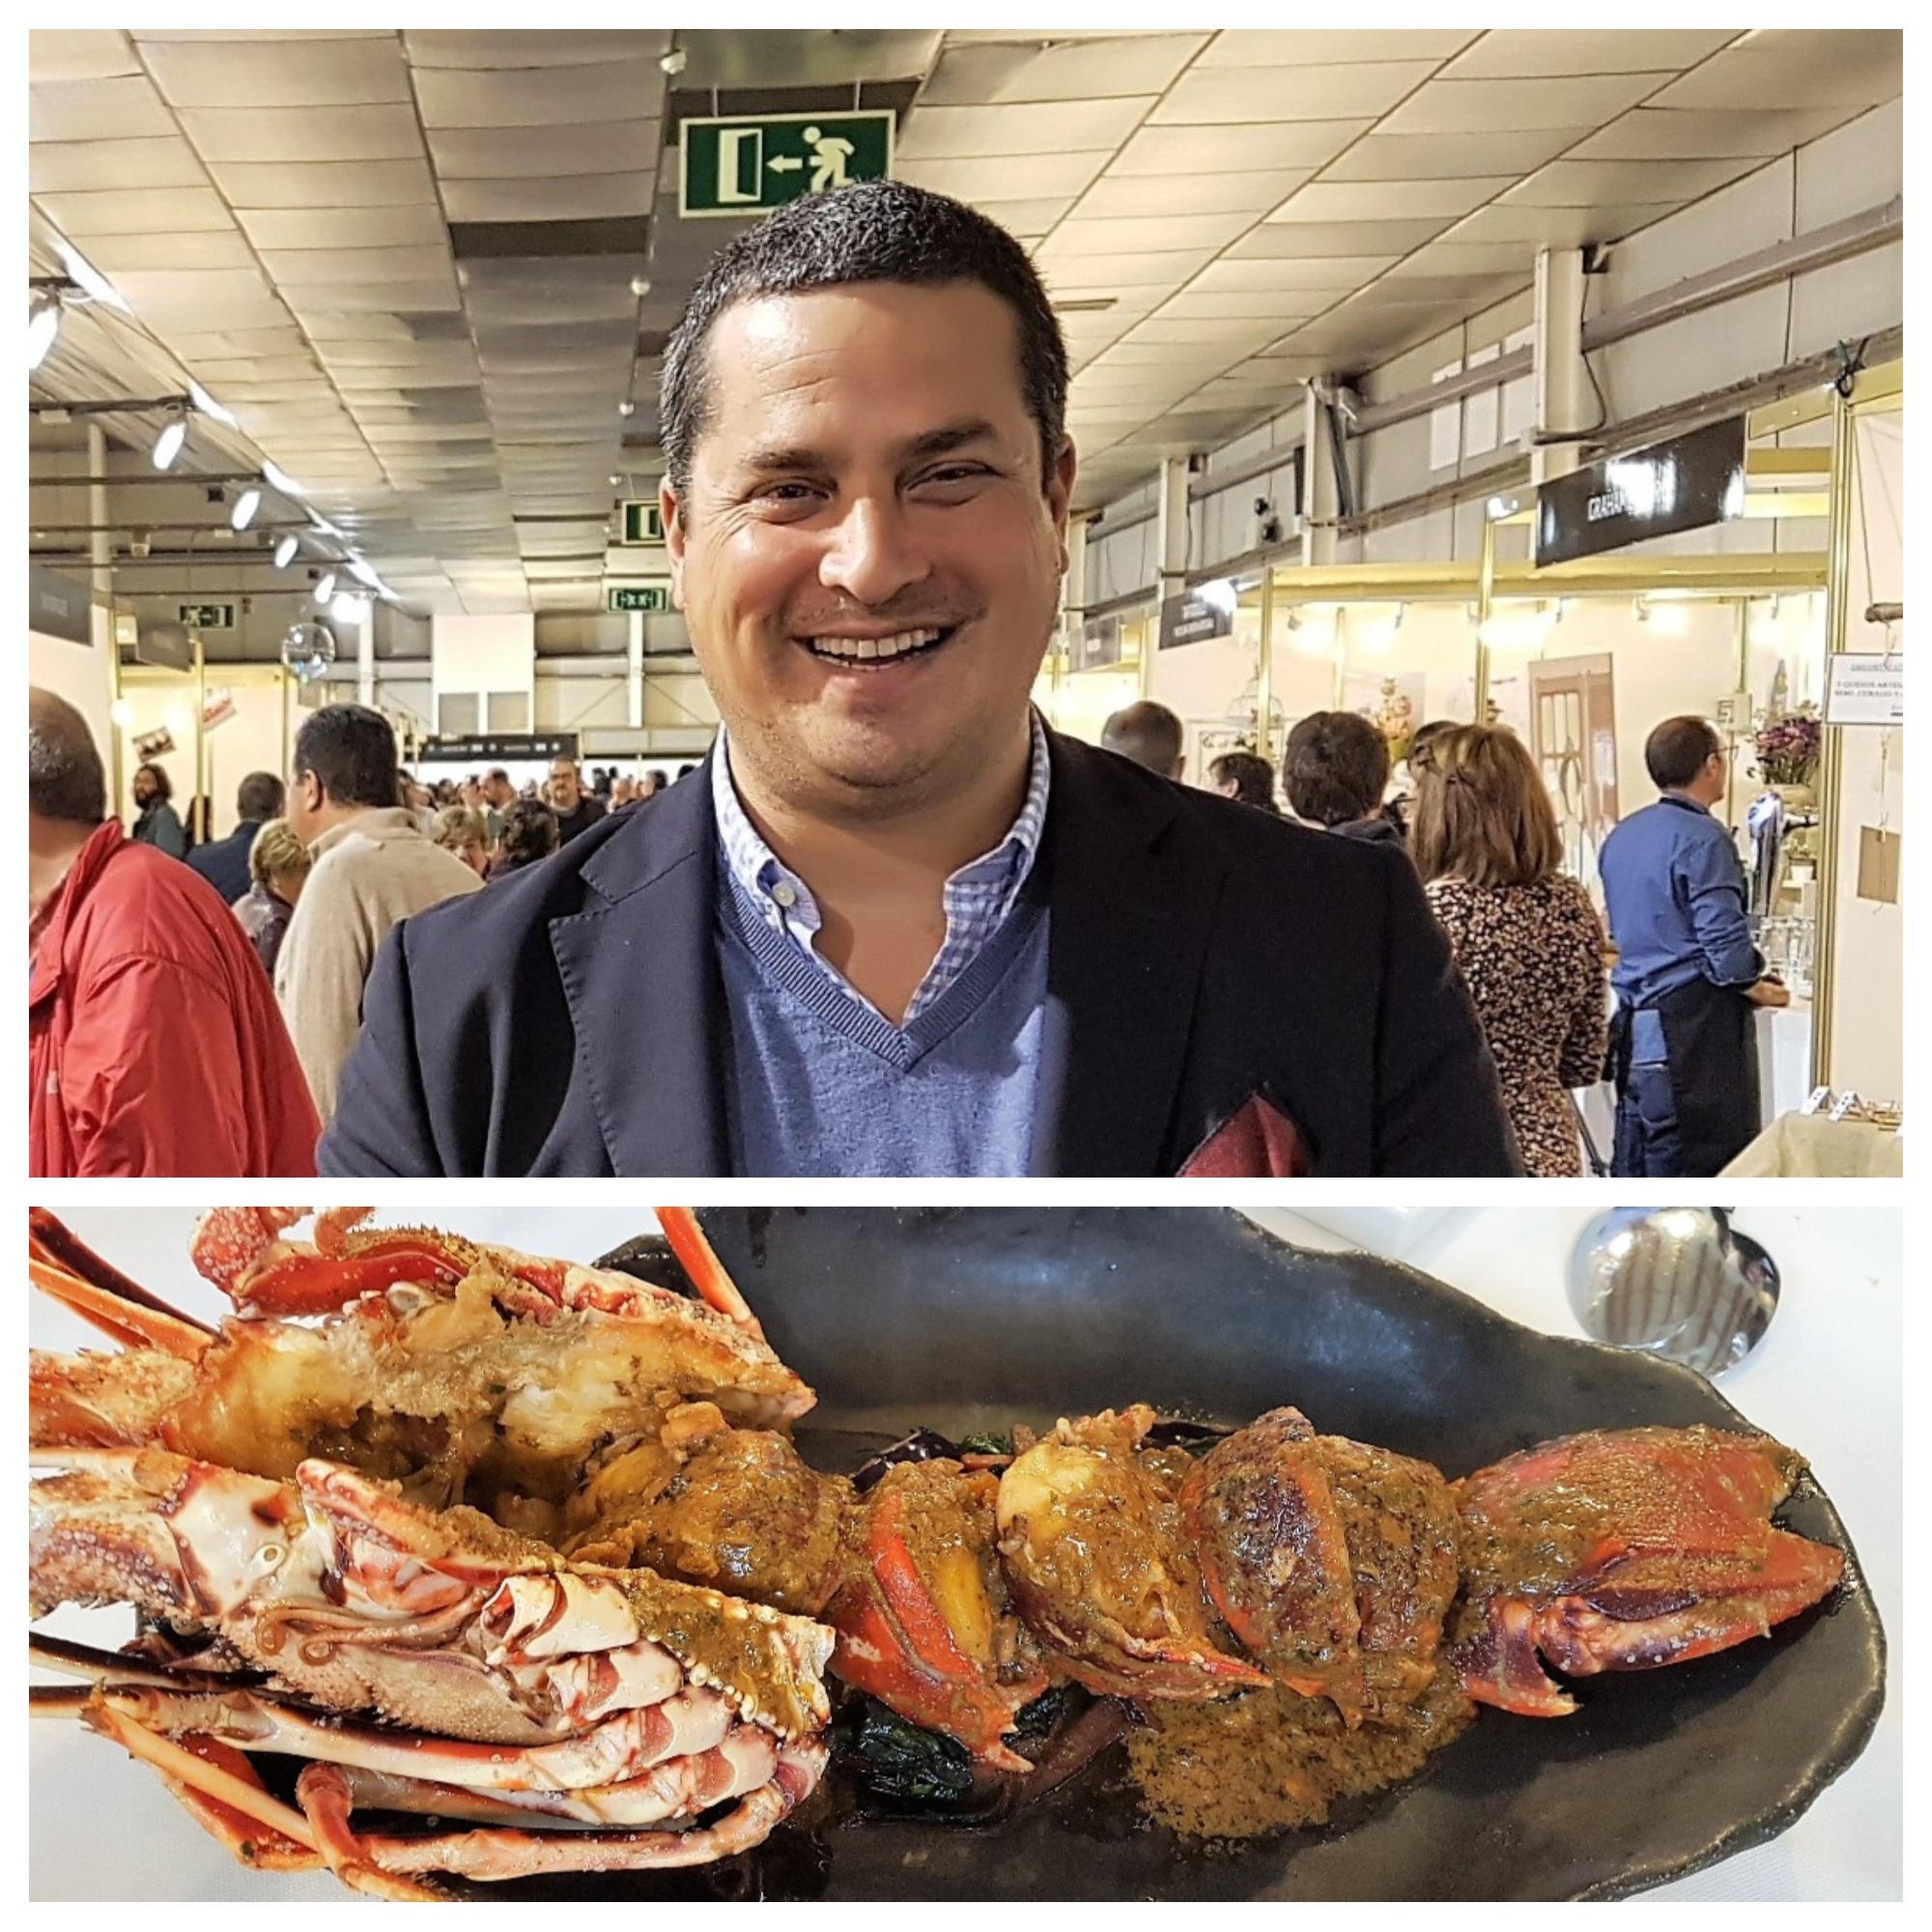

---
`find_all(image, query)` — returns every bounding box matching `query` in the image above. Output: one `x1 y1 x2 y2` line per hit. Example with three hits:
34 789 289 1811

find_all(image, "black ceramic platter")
545 1208 1883 1903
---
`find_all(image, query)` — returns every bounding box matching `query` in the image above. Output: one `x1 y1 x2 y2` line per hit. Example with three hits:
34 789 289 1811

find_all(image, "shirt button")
771 882 798 909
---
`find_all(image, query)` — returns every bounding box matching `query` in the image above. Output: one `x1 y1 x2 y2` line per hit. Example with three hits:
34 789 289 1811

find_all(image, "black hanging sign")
1534 415 1747 567
419 732 580 762
1157 589 1236 650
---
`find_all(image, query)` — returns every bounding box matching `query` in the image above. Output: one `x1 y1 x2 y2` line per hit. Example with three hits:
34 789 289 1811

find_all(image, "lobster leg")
655 1208 766 1339
29 1253 213 1359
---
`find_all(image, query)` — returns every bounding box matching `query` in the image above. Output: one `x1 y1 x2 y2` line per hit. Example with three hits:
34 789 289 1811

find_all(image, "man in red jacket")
28 687 321 1177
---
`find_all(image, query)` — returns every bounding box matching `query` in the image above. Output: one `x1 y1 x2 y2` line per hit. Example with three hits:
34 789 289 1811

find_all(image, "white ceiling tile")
1385 241 1538 277
1039 249 1217 291
30 76 175 143
1318 129 1587 183
213 159 439 210
1151 62 1440 126
414 62 667 128
1643 33 1901 111
1442 30 1737 79
28 30 139 82
31 137 211 194
1037 210 1257 258
136 36 411 108
1568 106 1851 161
1152 291 1325 324
169 327 315 357
922 34 1208 103
34 185 236 235
1110 120 1372 178
440 175 656 222
426 120 661 181
1074 168 1312 221
258 246 455 286
1269 178 1515 223
237 205 450 250
405 30 666 69
897 99 1154 159
179 104 426 164
1192 30 1478 66
897 151 1112 203
1501 157 1759 208
79 231 260 273
1118 316 1282 346
1227 217 1452 258
1186 255 1399 296
1378 73 1671 135
1440 202 1678 249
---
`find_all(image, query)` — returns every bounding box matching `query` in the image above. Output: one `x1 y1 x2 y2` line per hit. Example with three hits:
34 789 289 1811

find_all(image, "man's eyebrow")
732 420 1004 476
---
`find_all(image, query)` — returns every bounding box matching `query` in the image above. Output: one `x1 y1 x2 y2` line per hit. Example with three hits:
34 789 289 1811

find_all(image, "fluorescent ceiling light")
188 381 238 427
346 556 382 589
263 460 301 497
54 238 129 312
28 298 60 370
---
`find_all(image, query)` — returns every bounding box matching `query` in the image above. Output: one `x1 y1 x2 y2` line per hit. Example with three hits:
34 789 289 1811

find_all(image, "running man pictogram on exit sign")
680 111 894 218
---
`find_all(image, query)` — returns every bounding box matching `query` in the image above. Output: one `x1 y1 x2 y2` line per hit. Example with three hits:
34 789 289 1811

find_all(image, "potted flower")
1753 710 1822 808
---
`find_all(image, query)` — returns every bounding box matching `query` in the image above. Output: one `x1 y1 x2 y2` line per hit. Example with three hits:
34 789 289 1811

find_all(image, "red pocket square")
1179 1094 1310 1178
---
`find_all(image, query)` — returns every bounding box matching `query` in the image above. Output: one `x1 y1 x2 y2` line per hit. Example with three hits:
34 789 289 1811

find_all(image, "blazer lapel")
547 772 731 1176
1037 736 1229 1176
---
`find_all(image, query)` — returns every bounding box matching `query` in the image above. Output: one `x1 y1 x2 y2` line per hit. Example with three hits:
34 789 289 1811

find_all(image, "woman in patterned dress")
1410 724 1609 1178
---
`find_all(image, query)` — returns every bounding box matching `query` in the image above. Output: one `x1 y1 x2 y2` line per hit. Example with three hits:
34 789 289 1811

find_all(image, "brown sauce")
1125 1661 1474 1839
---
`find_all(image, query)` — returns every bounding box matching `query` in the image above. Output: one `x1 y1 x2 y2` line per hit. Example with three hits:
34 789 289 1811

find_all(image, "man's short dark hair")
1283 712 1390 826
661 179 1069 502
28 687 107 826
1645 715 1723 790
1208 750 1281 813
237 770 286 822
1101 700 1184 778
293 703 401 811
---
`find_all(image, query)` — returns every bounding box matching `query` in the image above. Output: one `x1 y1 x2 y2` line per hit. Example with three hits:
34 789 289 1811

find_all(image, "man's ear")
1047 439 1078 560
663 481 687 607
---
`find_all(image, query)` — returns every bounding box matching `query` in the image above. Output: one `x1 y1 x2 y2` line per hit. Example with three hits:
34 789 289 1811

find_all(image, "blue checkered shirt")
711 713 1052 1028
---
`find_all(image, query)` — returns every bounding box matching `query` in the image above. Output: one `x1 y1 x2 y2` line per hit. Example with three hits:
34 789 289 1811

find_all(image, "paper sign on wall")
1824 656 1904 725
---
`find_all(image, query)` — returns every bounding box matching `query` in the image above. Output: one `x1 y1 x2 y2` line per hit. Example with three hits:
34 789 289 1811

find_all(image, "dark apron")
1609 977 1761 1178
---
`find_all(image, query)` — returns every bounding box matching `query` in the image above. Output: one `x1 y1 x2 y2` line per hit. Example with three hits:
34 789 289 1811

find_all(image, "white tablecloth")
31 1207 1899 1901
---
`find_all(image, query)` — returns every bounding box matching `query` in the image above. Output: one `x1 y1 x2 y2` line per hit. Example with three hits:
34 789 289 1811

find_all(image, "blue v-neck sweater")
716 867 1049 1177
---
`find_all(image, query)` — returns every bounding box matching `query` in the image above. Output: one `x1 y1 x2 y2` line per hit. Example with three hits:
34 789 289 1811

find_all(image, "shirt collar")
711 711 1052 911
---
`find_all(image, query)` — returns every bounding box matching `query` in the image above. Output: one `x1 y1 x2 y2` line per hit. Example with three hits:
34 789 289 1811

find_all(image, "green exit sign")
619 498 664 546
680 110 895 219
609 582 672 614
179 602 235 630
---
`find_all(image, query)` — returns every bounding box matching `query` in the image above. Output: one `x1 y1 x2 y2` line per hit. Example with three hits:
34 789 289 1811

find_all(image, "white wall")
201 678 293 838
29 627 114 779
432 612 534 733
1823 405 1903 1094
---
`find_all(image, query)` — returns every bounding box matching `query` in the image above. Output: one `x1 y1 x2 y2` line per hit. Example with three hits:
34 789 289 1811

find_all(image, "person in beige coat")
275 704 482 1120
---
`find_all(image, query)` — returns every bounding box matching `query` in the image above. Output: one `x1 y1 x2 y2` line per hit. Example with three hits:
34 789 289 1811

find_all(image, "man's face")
287 770 325 845
549 760 582 810
132 769 156 808
665 281 1074 822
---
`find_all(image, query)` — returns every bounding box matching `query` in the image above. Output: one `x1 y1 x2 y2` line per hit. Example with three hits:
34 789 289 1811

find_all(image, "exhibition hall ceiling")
27 28 1902 617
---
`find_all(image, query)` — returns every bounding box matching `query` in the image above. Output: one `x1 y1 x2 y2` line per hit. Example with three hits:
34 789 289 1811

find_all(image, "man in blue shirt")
1599 716 1788 1175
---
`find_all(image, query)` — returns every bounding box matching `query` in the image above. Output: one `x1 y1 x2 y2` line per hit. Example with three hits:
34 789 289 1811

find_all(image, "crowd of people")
1102 698 1783 1179
26 180 1776 1181
27 693 686 1173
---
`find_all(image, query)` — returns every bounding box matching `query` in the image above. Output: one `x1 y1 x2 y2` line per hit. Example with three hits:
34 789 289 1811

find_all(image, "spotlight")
331 591 370 623
274 533 299 569
630 275 652 298
315 570 337 604
230 486 262 532
659 46 687 75
28 295 61 370
617 399 637 417
152 415 187 470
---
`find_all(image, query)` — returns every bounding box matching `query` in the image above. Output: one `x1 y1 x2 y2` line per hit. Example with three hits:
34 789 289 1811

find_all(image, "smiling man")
321 181 1517 1177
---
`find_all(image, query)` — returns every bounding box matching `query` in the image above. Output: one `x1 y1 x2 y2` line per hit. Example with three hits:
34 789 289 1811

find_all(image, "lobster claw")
826 1466 1047 1773
1448 1426 1846 1718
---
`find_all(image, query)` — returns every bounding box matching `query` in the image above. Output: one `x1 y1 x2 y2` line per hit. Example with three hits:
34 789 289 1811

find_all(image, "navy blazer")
321 732 1519 1177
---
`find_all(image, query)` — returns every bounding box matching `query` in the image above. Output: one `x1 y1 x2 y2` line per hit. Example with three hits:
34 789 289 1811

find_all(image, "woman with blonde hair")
231 817 312 980
431 805 492 878
1410 724 1608 1177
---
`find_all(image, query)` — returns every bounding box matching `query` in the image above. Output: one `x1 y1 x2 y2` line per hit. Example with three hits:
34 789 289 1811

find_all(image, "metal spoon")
1566 1208 1780 1379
